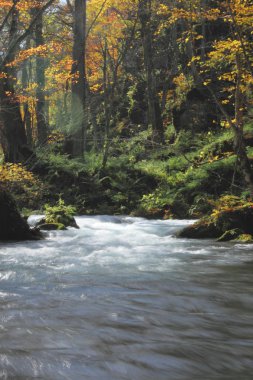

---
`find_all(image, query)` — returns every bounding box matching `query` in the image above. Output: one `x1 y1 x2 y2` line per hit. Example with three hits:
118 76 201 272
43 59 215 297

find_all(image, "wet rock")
39 223 66 231
68 217 79 229
177 218 220 239
178 205 253 241
36 216 79 230
0 189 43 241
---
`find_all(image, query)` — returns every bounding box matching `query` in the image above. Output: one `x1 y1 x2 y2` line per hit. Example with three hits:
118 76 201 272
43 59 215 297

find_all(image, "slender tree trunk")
200 0 207 62
88 93 100 150
103 41 110 140
102 40 110 169
71 0 86 157
233 54 253 194
21 39 33 147
32 2 48 145
138 0 164 145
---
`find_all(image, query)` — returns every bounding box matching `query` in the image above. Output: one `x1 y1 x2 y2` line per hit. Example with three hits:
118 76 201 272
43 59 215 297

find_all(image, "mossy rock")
36 217 79 230
217 228 243 242
45 215 79 228
213 206 253 235
232 234 253 243
39 223 66 231
178 204 253 240
177 218 220 239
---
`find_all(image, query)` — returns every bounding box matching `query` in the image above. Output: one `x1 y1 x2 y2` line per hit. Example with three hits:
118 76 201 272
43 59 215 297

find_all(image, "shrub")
44 198 76 225
0 163 43 209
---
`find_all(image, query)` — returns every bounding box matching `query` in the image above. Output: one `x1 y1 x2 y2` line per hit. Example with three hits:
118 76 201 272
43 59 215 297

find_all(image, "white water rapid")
0 216 253 379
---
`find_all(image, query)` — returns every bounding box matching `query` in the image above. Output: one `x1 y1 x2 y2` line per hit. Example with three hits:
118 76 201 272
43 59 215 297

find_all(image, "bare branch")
86 0 107 39
0 0 19 35
66 0 74 14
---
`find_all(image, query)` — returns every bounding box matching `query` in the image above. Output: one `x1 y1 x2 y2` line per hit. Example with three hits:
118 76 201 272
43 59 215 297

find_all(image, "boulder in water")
177 218 220 239
0 189 42 241
178 200 253 242
36 216 79 230
216 228 243 242
38 222 66 231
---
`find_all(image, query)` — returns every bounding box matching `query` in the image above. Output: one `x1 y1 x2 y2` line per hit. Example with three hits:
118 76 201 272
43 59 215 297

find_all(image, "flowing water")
0 216 253 379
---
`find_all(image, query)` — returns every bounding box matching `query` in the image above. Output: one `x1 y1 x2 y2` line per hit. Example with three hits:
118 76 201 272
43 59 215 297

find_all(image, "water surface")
0 216 253 379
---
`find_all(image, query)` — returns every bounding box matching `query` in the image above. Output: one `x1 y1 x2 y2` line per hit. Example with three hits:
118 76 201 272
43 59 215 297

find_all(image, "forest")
1 2 253 378
0 0 253 233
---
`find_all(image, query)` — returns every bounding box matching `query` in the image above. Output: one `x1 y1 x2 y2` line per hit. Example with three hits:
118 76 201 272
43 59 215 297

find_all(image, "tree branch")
0 0 19 35
86 0 107 39
0 0 55 69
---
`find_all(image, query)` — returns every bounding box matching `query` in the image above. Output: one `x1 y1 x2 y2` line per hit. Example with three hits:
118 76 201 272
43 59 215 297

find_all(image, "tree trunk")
71 0 87 157
0 2 30 163
0 79 29 162
89 94 100 150
101 40 110 168
33 2 48 145
21 52 33 147
138 0 164 145
234 54 253 194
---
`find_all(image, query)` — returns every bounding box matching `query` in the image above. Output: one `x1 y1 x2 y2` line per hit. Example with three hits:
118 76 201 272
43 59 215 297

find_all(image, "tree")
0 0 28 162
0 0 55 162
32 0 48 145
138 0 164 144
70 0 87 156
163 0 253 193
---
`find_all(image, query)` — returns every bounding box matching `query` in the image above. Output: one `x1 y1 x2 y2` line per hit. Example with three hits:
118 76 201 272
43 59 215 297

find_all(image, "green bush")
44 198 76 225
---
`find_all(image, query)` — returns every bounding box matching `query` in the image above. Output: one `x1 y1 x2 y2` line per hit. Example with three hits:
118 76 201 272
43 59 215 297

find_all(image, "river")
0 216 253 379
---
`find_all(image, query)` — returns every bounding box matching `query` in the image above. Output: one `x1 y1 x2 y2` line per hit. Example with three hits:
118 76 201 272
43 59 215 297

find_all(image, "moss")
233 234 253 243
178 197 253 240
212 205 253 235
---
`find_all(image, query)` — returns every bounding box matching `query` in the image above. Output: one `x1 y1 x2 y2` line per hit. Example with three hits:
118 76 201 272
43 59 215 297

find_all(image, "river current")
0 216 253 379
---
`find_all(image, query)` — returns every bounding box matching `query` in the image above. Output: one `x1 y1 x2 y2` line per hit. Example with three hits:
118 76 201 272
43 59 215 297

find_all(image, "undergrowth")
25 122 253 218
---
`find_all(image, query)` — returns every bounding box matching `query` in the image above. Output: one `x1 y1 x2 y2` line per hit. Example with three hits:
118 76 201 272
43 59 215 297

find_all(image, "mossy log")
0 189 42 241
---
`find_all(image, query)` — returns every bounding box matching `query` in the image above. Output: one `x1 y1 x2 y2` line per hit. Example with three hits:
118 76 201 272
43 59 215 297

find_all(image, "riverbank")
1 124 253 224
